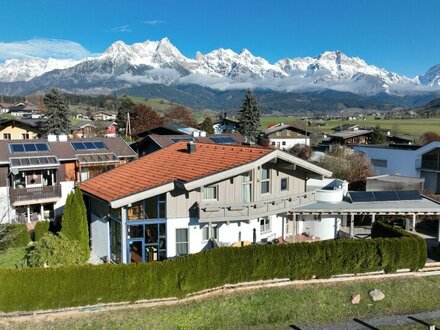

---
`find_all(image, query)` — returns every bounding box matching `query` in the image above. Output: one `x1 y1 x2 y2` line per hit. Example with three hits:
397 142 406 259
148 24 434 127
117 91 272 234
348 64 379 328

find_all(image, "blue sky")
0 0 439 77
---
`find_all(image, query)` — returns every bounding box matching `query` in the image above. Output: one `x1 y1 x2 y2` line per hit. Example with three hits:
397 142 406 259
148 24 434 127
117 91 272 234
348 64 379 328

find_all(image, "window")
110 220 121 263
280 178 288 191
21 133 30 140
3 133 11 140
203 185 218 200
260 217 270 233
371 159 387 168
242 171 252 203
80 167 89 182
176 228 188 256
261 166 270 194
202 225 218 241
282 141 286 146
271 141 275 146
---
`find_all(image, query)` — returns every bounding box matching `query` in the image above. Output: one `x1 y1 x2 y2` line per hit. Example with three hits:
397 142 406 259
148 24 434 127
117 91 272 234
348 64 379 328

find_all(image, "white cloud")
0 38 91 61
110 25 131 33
142 20 166 25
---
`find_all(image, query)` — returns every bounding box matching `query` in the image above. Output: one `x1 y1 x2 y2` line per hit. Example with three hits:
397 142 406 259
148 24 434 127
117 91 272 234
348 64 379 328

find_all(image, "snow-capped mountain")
0 37 438 97
419 64 440 86
0 57 80 82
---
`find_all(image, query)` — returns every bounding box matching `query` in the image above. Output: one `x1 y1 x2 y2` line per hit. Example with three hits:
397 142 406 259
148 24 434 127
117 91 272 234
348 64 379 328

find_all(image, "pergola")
292 195 440 241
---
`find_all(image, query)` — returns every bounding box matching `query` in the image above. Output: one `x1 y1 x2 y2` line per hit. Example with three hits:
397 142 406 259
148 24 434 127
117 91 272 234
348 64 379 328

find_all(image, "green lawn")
260 116 440 137
0 248 27 269
3 275 440 329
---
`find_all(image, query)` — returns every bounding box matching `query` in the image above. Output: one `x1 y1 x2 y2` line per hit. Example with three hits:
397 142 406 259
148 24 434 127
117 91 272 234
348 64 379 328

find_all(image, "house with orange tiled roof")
80 142 331 264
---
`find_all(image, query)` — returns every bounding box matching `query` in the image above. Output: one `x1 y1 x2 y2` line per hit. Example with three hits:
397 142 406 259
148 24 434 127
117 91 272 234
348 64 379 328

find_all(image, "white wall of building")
54 181 75 218
296 215 341 240
166 214 286 258
0 186 15 224
354 146 419 177
90 214 109 259
270 137 310 151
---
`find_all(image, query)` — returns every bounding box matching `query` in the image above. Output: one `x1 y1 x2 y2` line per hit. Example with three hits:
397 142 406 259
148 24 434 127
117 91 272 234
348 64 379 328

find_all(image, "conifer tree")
237 90 260 141
116 95 135 133
41 88 71 136
200 116 215 134
61 188 90 261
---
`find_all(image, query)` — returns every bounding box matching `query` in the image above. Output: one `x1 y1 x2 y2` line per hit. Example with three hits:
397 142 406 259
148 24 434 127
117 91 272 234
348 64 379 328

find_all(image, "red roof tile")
80 142 272 203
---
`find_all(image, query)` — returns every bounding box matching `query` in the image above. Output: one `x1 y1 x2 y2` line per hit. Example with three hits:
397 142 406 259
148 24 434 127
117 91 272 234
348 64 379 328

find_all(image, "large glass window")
176 229 188 256
128 201 144 220
422 148 440 170
242 172 252 203
261 166 270 194
110 220 121 263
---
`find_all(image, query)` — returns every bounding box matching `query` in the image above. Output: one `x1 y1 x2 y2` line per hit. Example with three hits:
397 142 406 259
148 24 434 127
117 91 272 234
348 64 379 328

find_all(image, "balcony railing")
9 185 62 205
197 191 316 223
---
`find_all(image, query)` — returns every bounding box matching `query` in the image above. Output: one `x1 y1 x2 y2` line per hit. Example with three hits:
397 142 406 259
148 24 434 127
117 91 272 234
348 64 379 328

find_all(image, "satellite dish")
10 168 19 175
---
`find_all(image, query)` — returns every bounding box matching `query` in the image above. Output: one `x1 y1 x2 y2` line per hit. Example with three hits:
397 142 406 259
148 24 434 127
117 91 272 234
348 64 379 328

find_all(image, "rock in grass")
351 294 361 304
369 289 385 301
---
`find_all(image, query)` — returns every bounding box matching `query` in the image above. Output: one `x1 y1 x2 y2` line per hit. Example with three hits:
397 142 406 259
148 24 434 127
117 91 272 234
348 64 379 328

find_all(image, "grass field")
260 116 440 137
0 247 26 269
3 275 440 329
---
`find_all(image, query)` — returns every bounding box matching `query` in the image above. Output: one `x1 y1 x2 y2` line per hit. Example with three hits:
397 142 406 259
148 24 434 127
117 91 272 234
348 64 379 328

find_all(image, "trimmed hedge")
33 221 50 241
0 234 426 312
8 224 30 248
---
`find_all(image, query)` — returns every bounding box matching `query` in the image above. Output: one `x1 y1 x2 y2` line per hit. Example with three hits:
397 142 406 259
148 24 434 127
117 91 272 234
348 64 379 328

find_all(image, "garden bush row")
0 228 426 312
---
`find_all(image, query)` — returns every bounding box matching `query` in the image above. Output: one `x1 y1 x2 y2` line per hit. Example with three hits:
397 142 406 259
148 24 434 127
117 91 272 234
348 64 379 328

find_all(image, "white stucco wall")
354 146 419 177
54 181 75 218
90 213 110 259
270 137 310 150
166 214 286 258
297 215 341 240
0 186 15 224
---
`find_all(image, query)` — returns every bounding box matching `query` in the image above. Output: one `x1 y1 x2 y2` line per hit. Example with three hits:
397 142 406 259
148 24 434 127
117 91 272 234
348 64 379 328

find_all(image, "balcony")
197 191 316 223
9 185 62 206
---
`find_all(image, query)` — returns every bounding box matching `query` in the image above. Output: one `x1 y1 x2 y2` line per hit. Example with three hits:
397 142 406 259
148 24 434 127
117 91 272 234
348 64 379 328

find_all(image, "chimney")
187 141 196 154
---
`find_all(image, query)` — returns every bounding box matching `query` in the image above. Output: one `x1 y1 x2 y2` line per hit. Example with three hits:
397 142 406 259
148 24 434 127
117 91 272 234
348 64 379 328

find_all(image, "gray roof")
0 136 136 164
263 124 310 137
367 174 424 184
328 129 372 139
293 196 440 214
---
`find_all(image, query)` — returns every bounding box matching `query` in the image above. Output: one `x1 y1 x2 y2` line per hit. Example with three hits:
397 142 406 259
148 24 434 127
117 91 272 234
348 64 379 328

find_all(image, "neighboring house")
133 132 246 156
80 142 331 264
306 119 326 127
366 174 425 192
327 129 372 146
385 132 414 145
91 112 117 121
213 116 239 134
0 118 42 140
71 121 118 138
0 103 15 114
8 102 37 118
76 113 91 120
0 136 137 224
354 141 440 193
133 123 201 140
262 123 311 150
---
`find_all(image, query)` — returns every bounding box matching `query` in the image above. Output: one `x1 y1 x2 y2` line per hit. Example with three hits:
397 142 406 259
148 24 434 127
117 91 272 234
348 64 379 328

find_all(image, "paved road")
291 309 440 329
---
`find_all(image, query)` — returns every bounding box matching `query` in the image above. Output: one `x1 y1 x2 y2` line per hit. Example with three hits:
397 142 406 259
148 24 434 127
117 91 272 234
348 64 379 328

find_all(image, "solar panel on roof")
10 144 24 153
10 142 50 153
373 191 399 201
71 141 106 151
396 190 422 200
349 191 376 202
171 137 193 143
210 137 237 144
93 141 106 149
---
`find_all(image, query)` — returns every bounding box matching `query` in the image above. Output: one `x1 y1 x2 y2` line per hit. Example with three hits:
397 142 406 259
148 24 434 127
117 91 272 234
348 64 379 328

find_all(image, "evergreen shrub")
0 233 426 312
7 224 30 248
33 221 50 241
